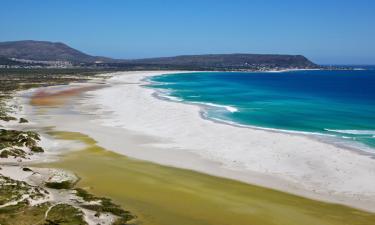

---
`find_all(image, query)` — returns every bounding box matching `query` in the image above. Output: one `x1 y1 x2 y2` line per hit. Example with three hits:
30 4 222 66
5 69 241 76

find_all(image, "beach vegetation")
45 180 74 189
0 175 46 208
45 204 87 225
76 188 135 224
19 117 28 123
0 148 27 158
31 146 44 153
0 202 49 225
22 167 32 171
0 115 17 121
0 129 43 159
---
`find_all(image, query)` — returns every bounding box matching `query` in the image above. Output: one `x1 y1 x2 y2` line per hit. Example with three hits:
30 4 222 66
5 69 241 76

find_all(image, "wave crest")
325 129 375 136
194 102 239 113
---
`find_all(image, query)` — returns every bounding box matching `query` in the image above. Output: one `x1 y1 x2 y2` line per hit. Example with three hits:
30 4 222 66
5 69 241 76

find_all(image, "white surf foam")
325 129 375 136
191 102 239 113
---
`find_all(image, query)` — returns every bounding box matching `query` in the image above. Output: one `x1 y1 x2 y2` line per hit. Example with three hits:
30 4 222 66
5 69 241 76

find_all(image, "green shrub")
30 146 44 153
45 181 73 189
19 118 28 123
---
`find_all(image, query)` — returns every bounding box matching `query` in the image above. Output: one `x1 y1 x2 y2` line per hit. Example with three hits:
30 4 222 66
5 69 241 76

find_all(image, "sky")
0 0 374 65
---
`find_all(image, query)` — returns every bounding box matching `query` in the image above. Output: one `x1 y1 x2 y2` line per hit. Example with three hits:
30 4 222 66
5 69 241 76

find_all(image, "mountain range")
0 40 318 70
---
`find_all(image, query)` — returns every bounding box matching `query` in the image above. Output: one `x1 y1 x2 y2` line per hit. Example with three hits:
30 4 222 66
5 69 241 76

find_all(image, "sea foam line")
193 102 239 113
154 88 239 113
151 84 331 136
325 129 375 136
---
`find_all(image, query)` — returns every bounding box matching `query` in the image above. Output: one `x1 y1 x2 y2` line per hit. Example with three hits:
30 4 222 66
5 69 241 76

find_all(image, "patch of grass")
0 175 30 205
75 188 96 201
31 146 44 153
45 181 73 189
45 204 87 225
0 175 46 206
0 116 17 121
0 175 48 225
0 129 43 158
0 200 29 213
19 117 28 123
0 175 87 224
0 148 27 158
76 188 135 224
22 167 33 172
0 202 88 225
0 129 40 148
0 202 49 225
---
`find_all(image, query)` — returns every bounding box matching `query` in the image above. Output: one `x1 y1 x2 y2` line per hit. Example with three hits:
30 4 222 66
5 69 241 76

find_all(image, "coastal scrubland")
0 69 135 225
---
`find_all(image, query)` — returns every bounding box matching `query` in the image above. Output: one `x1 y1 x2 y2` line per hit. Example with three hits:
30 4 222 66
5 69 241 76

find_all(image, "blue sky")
1 0 374 64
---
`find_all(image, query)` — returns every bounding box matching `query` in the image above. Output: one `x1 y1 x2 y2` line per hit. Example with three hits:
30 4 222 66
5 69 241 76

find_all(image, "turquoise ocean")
149 68 375 152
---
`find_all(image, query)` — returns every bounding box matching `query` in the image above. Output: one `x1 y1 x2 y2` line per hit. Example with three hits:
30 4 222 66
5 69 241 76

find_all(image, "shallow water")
37 131 375 225
150 69 375 152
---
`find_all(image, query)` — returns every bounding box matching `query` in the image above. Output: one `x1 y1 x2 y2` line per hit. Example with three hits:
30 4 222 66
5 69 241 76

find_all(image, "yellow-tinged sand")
37 131 375 225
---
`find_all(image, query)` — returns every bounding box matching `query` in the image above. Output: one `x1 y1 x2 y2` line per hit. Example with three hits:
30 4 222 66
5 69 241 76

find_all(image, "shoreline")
144 72 375 158
148 79 375 156
20 71 375 213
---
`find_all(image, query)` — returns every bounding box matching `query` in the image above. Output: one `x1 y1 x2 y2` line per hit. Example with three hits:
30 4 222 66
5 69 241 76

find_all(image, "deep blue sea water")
149 69 375 152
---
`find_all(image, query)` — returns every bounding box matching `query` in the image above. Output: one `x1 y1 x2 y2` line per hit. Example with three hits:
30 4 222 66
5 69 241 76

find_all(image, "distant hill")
0 40 318 70
0 40 109 63
130 54 317 69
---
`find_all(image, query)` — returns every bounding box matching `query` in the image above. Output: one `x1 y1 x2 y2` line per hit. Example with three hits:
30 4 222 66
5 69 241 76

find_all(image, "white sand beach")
20 71 375 212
